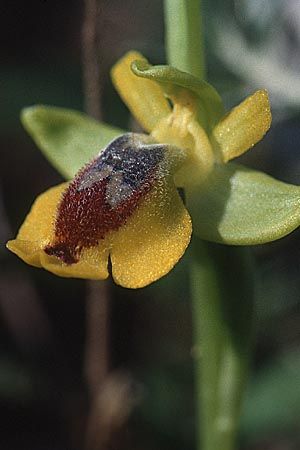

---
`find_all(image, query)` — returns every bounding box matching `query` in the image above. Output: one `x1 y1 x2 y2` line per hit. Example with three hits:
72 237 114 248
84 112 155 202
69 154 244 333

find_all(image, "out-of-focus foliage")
209 0 300 114
241 350 300 441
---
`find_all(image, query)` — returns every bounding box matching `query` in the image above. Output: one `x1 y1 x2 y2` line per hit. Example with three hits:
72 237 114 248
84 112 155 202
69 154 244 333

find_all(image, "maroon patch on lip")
44 165 157 265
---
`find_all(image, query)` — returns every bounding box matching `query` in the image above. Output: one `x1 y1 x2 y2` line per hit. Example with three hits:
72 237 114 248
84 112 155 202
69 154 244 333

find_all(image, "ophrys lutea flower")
7 51 300 288
7 132 191 288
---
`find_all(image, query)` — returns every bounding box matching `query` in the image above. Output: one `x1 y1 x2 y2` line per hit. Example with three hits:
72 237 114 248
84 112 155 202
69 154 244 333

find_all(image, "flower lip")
44 133 165 264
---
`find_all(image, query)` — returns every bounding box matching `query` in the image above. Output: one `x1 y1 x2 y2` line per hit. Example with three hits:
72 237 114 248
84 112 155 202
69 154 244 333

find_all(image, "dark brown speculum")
44 134 164 264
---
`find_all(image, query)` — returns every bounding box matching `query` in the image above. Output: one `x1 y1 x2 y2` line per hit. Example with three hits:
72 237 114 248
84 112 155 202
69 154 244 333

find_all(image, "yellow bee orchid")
7 51 280 288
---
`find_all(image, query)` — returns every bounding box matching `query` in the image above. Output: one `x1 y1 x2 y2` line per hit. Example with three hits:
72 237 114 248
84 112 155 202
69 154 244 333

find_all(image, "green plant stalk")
164 0 205 79
191 238 254 450
164 1 255 449
190 238 224 450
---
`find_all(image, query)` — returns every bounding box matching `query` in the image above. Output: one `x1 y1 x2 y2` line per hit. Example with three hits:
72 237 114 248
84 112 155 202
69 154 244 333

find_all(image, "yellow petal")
111 51 171 132
40 246 109 280
7 183 109 280
110 177 192 289
7 239 44 268
7 183 68 266
7 151 190 286
212 90 272 162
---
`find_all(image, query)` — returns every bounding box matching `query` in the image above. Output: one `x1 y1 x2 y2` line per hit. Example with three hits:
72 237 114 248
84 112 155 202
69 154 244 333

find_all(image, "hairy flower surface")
7 132 191 288
8 51 300 288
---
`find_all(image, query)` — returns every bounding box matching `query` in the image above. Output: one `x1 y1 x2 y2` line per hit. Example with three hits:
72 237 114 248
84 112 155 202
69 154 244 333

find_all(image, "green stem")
164 2 255 450
190 239 224 450
191 239 254 450
164 0 206 79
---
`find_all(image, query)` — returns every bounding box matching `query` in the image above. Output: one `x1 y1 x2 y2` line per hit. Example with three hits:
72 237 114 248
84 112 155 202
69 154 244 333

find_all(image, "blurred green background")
1 1 300 449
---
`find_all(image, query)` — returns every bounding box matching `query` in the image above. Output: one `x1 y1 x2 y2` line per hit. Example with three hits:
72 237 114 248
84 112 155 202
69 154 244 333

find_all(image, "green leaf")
21 105 125 180
187 163 300 245
131 60 224 131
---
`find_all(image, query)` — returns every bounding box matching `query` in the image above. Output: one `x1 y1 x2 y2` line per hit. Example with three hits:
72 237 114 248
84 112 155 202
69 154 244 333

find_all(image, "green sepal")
187 163 300 245
131 60 224 131
21 105 125 180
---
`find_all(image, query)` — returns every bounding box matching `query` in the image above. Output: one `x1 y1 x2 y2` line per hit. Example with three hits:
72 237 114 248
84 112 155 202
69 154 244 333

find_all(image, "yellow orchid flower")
7 133 191 289
7 51 274 288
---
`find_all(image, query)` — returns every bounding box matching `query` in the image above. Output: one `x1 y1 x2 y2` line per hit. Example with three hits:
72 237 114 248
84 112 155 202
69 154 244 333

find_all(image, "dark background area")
1 1 300 449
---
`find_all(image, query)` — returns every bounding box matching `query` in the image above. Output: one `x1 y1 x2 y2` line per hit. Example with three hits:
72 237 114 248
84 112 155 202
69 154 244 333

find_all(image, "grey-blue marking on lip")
105 172 133 207
76 133 165 206
77 163 113 191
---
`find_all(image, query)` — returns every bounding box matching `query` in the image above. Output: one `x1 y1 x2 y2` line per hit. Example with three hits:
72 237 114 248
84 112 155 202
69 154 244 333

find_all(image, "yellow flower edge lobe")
212 90 272 162
110 176 192 289
111 51 171 133
7 184 68 267
6 183 110 280
7 177 192 288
